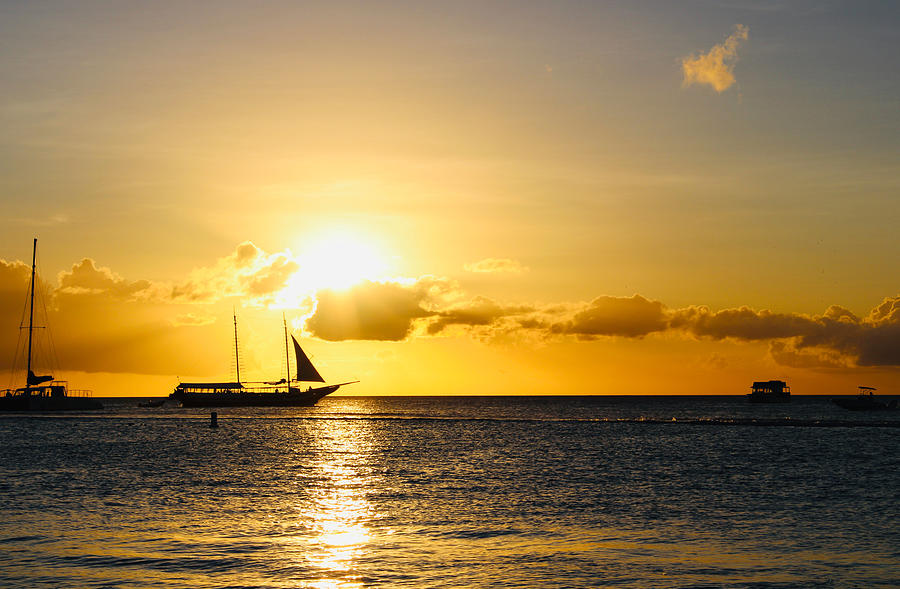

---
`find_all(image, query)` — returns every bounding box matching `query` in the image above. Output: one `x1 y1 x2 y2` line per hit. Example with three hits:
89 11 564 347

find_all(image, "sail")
292 336 325 382
28 370 53 386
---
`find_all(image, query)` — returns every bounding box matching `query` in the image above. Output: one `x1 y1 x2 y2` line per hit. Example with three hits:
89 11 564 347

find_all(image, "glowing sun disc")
296 231 387 291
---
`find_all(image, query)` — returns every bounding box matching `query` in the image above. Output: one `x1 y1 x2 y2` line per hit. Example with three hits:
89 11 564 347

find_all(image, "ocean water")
1 396 898 588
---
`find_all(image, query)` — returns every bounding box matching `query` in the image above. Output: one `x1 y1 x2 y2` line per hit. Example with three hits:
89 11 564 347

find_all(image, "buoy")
210 411 218 428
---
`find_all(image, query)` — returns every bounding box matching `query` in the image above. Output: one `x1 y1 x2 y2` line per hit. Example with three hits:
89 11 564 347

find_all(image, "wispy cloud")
10 213 71 227
681 24 749 93
171 313 216 327
427 296 536 337
464 258 528 274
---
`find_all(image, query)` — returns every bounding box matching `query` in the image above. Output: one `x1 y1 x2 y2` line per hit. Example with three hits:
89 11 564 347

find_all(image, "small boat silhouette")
747 380 791 403
832 386 897 411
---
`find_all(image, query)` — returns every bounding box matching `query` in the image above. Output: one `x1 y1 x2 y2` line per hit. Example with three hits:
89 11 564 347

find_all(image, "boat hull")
0 394 103 411
747 393 790 404
831 397 896 411
170 385 340 408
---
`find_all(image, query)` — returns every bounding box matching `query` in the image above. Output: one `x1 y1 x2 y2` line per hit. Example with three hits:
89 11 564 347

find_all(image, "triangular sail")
28 370 53 386
292 336 325 382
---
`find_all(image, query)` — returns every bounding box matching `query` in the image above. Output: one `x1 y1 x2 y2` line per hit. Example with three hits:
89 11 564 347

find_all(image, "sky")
1 0 898 396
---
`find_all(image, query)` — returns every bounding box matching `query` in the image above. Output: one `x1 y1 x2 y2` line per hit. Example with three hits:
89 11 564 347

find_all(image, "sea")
1 395 898 588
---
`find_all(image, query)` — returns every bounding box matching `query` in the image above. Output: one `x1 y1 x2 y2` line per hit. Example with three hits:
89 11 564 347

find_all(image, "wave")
4 411 899 428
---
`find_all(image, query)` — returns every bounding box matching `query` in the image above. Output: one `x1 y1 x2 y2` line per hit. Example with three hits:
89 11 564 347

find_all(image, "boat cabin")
750 380 790 395
857 386 876 397
4 381 86 399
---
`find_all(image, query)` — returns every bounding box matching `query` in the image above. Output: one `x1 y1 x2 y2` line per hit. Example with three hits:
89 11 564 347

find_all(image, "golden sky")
1 1 898 395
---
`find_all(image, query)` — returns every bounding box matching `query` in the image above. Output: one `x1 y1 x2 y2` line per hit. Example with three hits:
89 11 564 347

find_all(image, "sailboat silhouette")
1 239 103 411
169 313 357 407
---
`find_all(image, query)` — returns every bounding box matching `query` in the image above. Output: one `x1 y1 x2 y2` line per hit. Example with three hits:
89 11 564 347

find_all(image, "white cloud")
682 25 749 93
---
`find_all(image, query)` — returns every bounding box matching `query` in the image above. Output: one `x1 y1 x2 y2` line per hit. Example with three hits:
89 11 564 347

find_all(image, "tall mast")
283 313 291 389
233 308 241 384
26 238 36 385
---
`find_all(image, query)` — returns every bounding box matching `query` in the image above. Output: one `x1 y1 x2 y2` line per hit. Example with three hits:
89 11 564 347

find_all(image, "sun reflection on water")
299 420 377 588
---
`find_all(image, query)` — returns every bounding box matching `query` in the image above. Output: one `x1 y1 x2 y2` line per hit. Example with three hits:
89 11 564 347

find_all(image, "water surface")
1 396 898 587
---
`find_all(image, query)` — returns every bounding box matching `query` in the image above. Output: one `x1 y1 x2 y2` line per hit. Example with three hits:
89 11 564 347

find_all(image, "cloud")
302 284 900 370
4 241 899 379
0 260 31 358
0 243 304 377
242 253 298 297
170 241 298 304
171 313 216 327
682 24 749 92
304 282 540 342
18 241 299 307
426 296 536 336
0 287 219 377
350 285 900 369
552 295 668 338
463 258 528 274
670 297 900 367
868 297 900 326
669 305 814 340
58 258 153 299
10 214 70 227
0 258 30 301
233 241 262 267
768 340 852 370
305 280 435 341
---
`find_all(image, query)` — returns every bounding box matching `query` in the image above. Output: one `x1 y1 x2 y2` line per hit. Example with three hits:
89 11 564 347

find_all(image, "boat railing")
233 384 292 394
45 380 93 397
2 383 93 397
67 389 94 397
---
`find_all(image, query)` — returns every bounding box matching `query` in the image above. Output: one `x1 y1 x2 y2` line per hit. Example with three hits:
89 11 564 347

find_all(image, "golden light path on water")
296 419 377 589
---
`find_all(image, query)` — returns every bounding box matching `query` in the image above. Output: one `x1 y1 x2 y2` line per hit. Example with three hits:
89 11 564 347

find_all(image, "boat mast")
283 313 290 390
233 308 241 384
26 238 36 386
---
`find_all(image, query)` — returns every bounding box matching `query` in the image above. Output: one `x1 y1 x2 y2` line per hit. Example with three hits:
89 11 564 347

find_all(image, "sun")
293 230 389 292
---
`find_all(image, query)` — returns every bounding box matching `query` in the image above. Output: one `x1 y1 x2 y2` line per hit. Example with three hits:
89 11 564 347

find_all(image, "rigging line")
9 261 31 389
8 331 24 391
36 260 63 379
26 238 35 381
9 318 26 391
28 247 55 379
232 306 243 384
35 248 63 377
283 312 291 389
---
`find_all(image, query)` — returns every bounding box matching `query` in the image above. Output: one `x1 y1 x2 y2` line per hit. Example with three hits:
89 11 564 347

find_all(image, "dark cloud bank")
306 281 900 369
